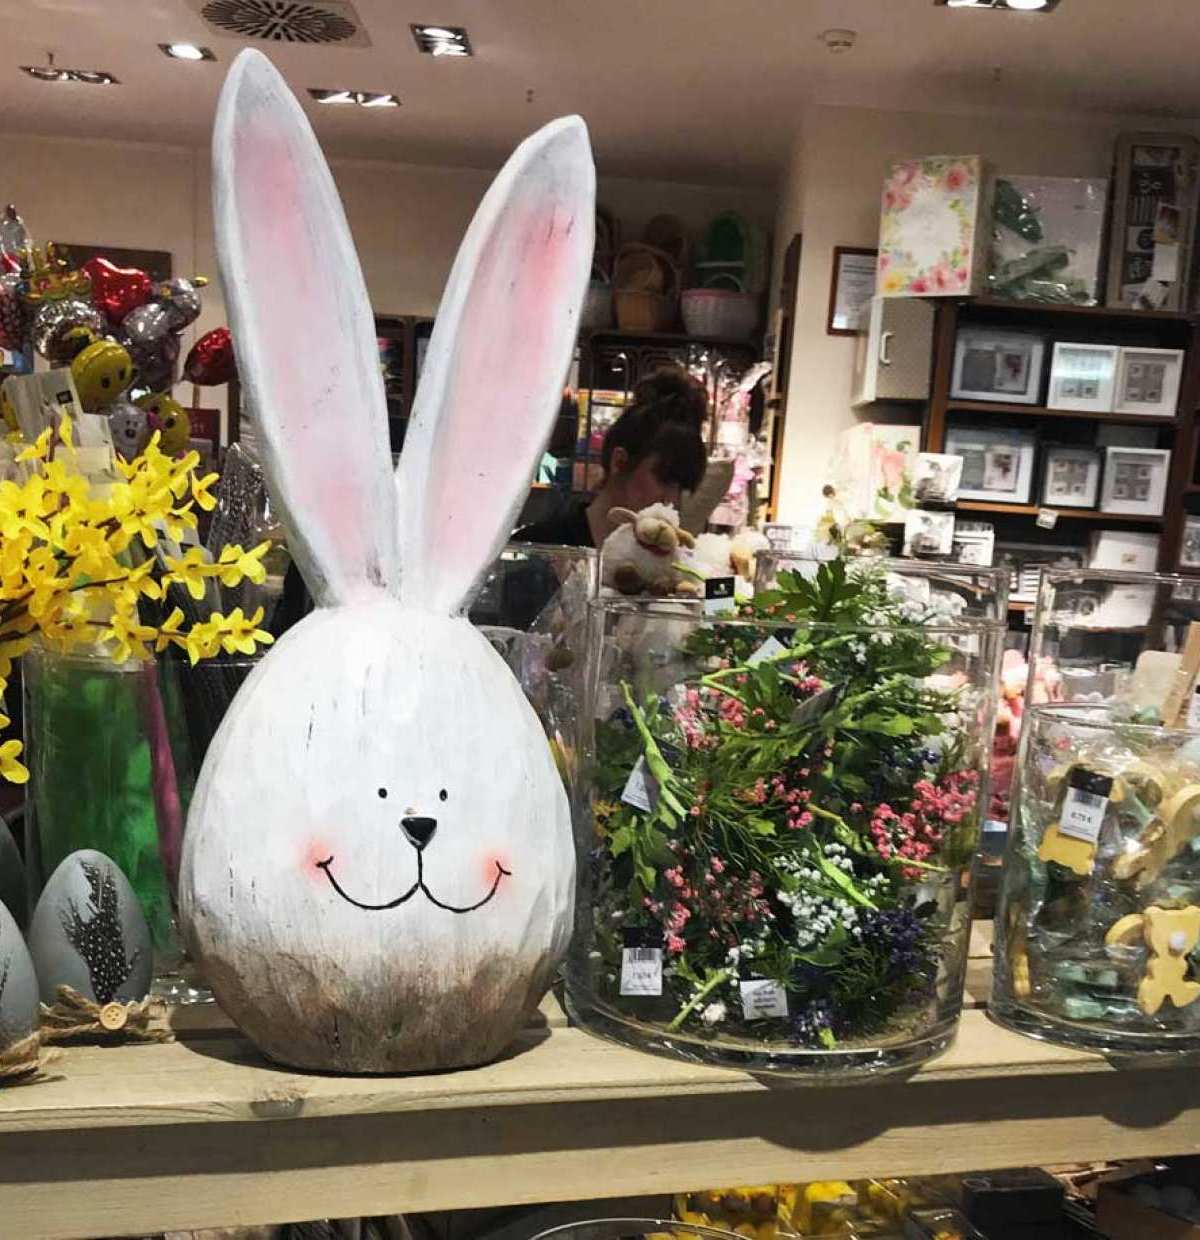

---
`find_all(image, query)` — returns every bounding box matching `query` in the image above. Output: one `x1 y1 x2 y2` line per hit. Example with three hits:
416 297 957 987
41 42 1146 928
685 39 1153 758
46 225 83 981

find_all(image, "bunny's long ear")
213 49 399 607
396 116 595 615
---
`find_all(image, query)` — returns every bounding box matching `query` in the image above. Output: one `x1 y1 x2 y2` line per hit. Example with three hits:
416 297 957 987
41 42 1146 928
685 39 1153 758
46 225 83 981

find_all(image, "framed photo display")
1041 445 1101 509
945 424 1037 504
1100 446 1170 516
1113 346 1184 417
951 328 1045 405
1048 342 1119 412
1181 516 1200 570
827 246 878 335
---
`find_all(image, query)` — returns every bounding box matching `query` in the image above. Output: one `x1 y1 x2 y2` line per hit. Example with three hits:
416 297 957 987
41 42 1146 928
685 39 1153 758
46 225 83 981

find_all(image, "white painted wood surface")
184 49 593 1073
2 944 1200 1238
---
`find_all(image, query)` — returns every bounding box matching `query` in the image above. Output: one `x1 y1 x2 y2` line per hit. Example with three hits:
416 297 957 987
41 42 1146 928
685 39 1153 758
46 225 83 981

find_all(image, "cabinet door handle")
879 330 894 367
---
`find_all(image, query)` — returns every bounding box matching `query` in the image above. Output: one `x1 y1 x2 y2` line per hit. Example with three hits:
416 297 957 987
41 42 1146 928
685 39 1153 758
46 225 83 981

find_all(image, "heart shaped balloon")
82 256 153 326
183 325 236 386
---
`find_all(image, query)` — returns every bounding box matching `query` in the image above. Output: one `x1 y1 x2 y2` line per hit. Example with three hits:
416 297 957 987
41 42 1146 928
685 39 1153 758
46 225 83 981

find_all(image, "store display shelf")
956 500 1164 524
4 929 1200 1238
966 297 1195 324
947 399 1178 426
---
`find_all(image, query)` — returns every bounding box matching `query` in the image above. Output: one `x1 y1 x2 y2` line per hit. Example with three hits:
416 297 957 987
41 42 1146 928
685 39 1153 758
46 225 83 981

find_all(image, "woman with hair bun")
514 366 708 547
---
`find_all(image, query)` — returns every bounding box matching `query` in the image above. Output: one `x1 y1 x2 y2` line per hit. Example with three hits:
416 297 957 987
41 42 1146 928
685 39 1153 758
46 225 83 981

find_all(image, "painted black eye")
439 789 448 802
377 787 387 799
101 377 111 388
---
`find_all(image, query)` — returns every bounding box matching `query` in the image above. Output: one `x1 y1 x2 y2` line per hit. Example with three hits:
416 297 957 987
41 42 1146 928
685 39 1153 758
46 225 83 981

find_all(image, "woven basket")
615 289 676 333
681 287 758 340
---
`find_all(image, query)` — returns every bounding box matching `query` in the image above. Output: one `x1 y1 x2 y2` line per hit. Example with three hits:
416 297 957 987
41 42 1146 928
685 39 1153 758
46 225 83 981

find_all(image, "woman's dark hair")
600 367 708 490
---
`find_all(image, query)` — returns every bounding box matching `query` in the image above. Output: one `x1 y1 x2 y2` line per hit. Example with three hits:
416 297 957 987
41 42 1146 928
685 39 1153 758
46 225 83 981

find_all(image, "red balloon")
82 256 153 326
184 326 236 386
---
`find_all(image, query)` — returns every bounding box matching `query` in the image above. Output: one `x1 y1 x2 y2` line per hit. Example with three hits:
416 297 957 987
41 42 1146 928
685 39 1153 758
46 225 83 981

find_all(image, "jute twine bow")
0 1030 45 1083
39 984 173 1044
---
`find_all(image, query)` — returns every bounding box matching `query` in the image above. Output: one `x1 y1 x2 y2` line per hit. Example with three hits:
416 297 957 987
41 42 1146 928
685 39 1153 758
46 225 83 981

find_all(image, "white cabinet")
852 295 935 407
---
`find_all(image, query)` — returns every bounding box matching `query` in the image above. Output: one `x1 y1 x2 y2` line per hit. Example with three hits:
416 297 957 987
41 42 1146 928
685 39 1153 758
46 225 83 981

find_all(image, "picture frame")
1041 445 1101 509
827 246 878 335
1100 446 1170 516
903 509 956 559
951 328 1045 405
944 424 1037 505
1181 516 1200 570
913 452 964 505
1047 341 1119 413
1113 346 1184 417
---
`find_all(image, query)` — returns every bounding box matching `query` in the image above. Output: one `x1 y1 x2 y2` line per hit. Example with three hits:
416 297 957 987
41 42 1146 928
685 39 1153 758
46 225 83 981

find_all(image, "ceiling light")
20 54 118 84
308 88 400 108
411 24 473 56
160 42 216 61
1005 0 1049 7
936 0 1060 8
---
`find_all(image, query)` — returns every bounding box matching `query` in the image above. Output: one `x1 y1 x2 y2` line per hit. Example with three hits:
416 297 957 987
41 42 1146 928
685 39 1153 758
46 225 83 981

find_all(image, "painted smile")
316 852 511 914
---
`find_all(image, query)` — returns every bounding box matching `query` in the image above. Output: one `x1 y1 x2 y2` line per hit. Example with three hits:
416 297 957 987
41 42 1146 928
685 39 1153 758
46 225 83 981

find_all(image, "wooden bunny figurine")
179 50 594 1072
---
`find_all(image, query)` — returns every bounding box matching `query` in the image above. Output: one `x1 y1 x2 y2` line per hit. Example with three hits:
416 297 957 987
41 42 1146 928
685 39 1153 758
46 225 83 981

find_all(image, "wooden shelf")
4 933 1200 1237
965 297 1195 324
947 399 1179 426
956 500 1164 525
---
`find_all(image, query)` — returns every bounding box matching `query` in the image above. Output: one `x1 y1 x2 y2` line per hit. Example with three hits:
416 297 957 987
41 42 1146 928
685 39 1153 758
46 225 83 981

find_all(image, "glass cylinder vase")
992 701 1200 1054
565 570 1004 1077
23 647 260 1002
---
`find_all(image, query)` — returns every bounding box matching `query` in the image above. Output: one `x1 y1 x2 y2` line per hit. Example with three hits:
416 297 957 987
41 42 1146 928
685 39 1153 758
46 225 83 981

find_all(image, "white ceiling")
3 0 1200 186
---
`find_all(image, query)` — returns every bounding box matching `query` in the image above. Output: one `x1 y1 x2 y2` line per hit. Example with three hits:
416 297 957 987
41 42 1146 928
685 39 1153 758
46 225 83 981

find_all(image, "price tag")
704 576 737 616
620 755 658 812
739 978 789 1021
620 930 664 996
747 635 786 667
1059 769 1113 844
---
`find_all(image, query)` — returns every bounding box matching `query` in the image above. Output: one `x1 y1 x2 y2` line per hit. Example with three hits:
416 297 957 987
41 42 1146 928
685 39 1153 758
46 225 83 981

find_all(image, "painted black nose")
401 816 438 850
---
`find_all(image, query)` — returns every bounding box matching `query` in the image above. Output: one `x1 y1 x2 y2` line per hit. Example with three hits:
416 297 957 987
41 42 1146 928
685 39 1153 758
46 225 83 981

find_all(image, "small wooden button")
98 1003 128 1032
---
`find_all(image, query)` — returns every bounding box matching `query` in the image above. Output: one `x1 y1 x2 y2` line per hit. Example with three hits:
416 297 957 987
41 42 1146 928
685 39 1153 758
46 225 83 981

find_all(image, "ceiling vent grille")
191 0 371 47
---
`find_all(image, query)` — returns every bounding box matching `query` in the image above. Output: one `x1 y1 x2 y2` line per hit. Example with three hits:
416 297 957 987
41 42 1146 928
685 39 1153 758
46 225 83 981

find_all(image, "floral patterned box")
878 155 994 298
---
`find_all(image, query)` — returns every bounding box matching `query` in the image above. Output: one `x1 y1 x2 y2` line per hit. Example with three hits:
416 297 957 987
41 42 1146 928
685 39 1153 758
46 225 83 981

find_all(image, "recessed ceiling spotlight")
411 24 472 56
160 43 217 61
936 0 1059 8
20 54 118 84
308 88 400 108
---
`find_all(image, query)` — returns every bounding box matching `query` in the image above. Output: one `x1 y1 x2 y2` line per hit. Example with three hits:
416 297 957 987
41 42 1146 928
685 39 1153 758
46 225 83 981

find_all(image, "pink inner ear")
425 193 577 580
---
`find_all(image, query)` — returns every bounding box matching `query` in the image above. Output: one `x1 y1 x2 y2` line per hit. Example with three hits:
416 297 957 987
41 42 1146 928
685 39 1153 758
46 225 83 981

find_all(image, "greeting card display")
179 51 594 1072
878 156 993 298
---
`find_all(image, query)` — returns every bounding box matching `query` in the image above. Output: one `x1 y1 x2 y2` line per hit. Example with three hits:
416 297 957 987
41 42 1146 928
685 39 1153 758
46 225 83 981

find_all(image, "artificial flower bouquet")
567 558 1003 1074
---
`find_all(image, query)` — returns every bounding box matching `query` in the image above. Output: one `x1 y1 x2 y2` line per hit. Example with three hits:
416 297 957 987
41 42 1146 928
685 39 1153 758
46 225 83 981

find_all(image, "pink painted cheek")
302 837 334 881
481 850 513 891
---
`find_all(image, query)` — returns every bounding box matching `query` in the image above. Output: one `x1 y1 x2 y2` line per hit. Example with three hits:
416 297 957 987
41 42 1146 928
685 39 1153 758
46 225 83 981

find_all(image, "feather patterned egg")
0 816 26 929
27 850 153 1006
0 898 38 1053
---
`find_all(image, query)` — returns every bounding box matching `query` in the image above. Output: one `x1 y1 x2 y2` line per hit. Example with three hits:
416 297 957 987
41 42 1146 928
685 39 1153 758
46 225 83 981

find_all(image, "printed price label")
1036 508 1059 530
704 576 737 616
620 930 664 996
1058 769 1113 844
620 755 658 812
747 635 787 667
739 978 789 1021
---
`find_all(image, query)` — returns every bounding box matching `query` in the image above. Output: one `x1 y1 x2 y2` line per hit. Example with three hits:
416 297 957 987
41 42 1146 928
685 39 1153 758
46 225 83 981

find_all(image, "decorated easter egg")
0 898 38 1053
27 850 152 1005
0 815 27 929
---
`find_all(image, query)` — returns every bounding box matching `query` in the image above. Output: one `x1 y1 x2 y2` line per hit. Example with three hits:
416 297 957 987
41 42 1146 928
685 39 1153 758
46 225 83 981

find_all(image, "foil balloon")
71 336 134 412
0 205 29 264
136 391 191 454
183 325 236 385
32 297 104 363
154 276 206 331
83 256 152 326
107 399 151 461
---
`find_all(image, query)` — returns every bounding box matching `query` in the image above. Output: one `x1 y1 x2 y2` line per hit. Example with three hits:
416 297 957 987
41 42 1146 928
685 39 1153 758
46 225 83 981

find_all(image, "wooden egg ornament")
0 898 39 1067
27 850 153 1006
179 50 594 1073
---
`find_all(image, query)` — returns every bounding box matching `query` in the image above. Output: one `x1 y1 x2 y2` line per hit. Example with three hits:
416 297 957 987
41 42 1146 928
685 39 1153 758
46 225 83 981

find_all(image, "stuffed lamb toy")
179 50 594 1072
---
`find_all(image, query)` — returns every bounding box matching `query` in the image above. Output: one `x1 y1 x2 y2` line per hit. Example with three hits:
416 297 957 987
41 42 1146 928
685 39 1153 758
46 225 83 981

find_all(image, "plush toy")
692 528 770 586
601 503 700 596
179 50 594 1073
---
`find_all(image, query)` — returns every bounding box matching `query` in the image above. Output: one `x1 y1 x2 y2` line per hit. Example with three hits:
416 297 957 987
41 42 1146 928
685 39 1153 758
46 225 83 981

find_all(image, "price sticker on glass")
620 930 664 996
1058 769 1114 844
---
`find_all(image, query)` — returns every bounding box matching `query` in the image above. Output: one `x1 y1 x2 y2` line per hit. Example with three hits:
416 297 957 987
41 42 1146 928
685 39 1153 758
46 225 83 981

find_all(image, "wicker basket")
681 287 758 339
614 289 675 333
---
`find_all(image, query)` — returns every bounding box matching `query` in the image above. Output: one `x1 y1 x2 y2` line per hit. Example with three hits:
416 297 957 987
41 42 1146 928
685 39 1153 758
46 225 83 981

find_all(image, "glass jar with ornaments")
993 703 1200 1053
565 556 1003 1075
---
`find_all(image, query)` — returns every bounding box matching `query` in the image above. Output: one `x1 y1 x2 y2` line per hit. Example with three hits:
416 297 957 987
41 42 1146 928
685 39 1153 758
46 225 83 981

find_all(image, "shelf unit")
2 931 1198 1238
924 298 1200 579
